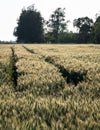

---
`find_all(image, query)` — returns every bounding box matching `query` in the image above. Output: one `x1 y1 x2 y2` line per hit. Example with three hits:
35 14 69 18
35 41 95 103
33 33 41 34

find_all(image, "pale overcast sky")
0 0 100 41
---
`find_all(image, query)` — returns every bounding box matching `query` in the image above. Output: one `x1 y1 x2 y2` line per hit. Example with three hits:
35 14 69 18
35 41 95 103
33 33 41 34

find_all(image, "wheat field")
0 44 100 130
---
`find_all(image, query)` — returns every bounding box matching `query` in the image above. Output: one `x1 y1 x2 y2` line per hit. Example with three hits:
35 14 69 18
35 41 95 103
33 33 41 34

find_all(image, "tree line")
13 5 100 44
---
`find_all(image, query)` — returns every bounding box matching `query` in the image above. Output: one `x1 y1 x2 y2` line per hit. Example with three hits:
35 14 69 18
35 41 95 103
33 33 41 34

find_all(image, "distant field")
0 44 100 129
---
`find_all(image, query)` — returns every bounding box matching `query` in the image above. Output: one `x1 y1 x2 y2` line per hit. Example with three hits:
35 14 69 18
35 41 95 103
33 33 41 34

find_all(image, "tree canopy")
73 17 93 43
13 5 100 44
46 8 67 43
92 16 100 43
14 5 44 43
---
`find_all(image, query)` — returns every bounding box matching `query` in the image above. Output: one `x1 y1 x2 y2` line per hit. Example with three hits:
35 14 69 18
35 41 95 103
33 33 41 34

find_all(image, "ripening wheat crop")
0 44 100 130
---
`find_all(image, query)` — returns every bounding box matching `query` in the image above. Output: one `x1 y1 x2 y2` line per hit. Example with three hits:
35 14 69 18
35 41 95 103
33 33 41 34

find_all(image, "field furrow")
15 45 65 95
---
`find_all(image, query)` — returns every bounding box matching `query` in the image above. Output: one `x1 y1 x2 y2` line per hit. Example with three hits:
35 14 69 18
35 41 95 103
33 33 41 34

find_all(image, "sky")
0 0 100 41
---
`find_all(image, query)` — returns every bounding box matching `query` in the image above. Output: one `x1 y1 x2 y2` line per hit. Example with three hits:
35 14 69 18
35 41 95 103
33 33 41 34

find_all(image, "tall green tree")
47 8 67 43
73 17 93 43
92 16 100 43
14 5 44 43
